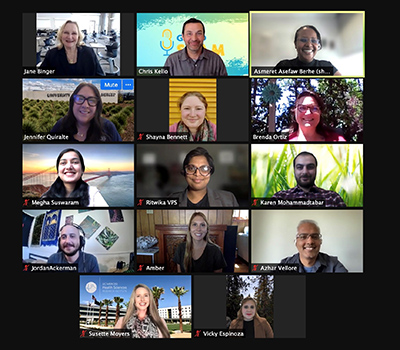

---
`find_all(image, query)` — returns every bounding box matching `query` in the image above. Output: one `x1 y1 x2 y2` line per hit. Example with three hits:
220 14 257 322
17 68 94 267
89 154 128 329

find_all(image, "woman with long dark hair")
41 148 108 206
50 82 121 142
169 147 239 207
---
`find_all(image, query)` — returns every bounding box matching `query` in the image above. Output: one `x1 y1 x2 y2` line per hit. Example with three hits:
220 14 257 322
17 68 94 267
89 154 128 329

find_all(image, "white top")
88 186 108 207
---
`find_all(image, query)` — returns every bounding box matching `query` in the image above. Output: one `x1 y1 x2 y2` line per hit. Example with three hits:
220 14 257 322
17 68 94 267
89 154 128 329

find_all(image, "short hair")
294 25 322 49
293 151 318 168
297 219 320 233
182 18 205 34
181 147 215 175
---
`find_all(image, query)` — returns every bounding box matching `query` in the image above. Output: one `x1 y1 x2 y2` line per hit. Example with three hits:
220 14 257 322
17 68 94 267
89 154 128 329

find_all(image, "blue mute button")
100 79 121 90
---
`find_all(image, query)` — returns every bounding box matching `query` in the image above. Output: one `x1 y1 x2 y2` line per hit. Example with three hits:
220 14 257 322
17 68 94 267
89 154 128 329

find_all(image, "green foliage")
251 78 363 141
251 144 363 207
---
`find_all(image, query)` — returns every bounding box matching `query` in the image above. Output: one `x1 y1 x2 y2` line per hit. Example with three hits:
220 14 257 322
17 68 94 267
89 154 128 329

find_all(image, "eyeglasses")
296 233 322 240
184 164 212 176
297 37 320 45
73 94 99 107
296 105 320 113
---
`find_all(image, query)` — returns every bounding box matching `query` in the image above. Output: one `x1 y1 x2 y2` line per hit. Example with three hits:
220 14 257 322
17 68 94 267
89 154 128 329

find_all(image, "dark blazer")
169 187 239 207
40 45 104 76
229 316 274 338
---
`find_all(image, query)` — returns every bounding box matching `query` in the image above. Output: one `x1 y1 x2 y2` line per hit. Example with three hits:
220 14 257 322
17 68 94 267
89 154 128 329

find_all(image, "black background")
19 4 372 347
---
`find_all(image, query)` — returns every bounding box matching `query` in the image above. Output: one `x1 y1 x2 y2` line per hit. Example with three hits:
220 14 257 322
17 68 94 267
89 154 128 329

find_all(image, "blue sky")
79 275 191 309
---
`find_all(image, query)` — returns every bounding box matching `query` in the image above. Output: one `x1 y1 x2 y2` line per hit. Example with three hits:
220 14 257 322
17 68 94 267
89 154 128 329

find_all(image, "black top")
50 116 122 142
275 57 338 75
187 193 209 207
243 319 255 338
40 45 104 76
173 242 227 273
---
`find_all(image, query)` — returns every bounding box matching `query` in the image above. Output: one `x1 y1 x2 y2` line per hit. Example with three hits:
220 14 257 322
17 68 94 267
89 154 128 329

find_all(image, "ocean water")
91 174 134 207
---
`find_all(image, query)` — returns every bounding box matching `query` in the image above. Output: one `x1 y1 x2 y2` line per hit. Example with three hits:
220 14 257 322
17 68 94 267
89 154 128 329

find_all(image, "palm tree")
97 301 104 326
102 299 113 327
152 286 165 309
113 297 124 325
170 286 189 333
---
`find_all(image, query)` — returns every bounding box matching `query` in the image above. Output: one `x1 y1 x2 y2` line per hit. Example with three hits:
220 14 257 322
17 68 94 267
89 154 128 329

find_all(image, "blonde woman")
115 284 170 338
40 20 104 76
173 212 226 272
229 297 274 338
169 91 217 141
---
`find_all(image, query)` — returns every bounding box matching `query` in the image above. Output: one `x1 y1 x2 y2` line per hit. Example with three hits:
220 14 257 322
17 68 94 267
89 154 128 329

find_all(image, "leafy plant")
251 144 363 207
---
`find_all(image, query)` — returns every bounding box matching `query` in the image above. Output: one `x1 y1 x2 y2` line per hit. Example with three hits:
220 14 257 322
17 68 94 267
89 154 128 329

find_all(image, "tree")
113 297 124 325
170 286 189 333
102 299 113 327
97 301 104 326
253 275 274 328
152 286 165 309
226 275 250 321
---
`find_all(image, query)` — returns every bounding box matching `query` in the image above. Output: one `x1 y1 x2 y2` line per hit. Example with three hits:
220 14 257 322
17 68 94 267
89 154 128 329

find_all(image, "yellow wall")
169 78 217 126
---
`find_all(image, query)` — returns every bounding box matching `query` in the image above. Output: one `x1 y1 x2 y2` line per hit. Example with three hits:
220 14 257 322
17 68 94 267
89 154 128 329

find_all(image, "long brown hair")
59 82 109 141
183 212 216 272
120 283 170 338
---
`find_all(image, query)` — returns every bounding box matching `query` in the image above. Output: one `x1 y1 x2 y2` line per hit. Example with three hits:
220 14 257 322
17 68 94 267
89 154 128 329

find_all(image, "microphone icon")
160 29 174 56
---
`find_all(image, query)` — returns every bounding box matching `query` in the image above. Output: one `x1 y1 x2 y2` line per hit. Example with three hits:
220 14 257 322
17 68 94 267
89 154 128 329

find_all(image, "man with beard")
280 219 348 273
272 151 346 207
164 18 227 76
47 223 99 272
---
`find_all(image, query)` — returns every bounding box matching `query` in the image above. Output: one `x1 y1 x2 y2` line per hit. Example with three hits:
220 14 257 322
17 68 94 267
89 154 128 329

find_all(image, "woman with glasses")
169 147 239 207
275 25 341 76
50 82 122 141
229 297 274 338
289 90 346 141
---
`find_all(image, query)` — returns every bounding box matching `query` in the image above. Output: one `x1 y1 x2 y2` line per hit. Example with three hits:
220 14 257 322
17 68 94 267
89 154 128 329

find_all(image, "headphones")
58 223 86 251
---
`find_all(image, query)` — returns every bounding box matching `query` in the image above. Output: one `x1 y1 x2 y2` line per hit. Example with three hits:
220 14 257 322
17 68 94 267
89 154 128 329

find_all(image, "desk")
89 42 106 54
137 247 159 264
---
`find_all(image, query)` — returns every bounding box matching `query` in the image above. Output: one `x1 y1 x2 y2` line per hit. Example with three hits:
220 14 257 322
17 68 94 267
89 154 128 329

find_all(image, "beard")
61 244 80 257
295 174 315 189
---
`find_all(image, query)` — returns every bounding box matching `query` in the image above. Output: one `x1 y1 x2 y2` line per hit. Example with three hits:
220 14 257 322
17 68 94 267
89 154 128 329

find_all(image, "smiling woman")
275 25 341 76
40 148 108 207
50 82 122 142
40 20 104 76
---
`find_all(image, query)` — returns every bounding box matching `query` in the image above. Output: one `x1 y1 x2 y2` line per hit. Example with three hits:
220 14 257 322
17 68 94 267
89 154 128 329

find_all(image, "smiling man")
280 219 348 273
47 223 99 273
272 151 346 207
164 18 228 76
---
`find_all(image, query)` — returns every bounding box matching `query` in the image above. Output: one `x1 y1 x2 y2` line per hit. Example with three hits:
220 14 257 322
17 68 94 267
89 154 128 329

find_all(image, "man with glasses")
272 151 346 207
280 219 348 273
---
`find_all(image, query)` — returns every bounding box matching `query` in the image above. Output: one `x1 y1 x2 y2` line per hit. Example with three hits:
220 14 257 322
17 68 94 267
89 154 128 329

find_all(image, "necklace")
66 49 77 64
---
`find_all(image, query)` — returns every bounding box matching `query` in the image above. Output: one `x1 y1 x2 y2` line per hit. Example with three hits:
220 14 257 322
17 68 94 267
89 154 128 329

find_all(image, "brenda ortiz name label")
194 329 244 338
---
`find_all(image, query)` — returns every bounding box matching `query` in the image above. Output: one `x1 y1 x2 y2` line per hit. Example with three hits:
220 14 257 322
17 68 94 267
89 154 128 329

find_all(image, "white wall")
251 209 363 272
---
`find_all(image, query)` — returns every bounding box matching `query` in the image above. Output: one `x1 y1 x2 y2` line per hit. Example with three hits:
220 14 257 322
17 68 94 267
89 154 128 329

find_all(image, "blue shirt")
280 252 348 273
